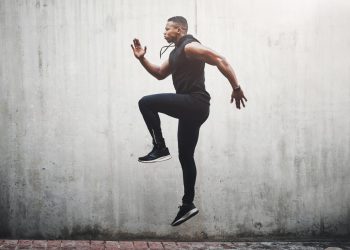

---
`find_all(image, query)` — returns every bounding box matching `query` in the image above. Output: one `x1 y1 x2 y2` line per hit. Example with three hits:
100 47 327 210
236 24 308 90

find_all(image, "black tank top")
169 34 211 105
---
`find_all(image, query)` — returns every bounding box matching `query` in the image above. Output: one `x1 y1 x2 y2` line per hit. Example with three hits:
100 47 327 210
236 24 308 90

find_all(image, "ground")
0 239 349 249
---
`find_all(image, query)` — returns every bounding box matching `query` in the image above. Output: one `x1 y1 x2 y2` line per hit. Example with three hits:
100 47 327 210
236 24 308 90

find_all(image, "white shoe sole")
171 208 199 226
138 155 172 163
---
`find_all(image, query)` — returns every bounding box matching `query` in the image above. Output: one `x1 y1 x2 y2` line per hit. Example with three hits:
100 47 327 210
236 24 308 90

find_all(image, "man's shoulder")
184 41 203 54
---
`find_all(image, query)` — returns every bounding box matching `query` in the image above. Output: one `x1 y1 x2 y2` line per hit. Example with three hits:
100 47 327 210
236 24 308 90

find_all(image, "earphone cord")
160 43 175 58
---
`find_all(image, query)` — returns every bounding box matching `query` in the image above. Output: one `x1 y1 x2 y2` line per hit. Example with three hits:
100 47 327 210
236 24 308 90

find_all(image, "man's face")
163 21 180 43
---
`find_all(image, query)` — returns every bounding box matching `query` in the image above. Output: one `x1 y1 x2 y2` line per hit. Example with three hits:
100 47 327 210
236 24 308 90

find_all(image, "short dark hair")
167 16 188 32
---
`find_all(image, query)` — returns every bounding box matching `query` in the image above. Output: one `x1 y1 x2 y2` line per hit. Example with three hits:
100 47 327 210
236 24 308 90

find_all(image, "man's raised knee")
138 96 147 108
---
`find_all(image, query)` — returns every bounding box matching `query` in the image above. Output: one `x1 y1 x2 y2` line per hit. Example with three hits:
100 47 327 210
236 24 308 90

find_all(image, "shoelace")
159 42 175 58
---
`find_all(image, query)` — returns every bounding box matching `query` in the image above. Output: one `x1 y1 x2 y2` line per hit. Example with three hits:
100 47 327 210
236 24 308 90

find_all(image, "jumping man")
131 16 247 226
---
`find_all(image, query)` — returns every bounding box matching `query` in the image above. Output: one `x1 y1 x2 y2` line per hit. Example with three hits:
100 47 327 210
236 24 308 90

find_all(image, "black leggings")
138 93 210 204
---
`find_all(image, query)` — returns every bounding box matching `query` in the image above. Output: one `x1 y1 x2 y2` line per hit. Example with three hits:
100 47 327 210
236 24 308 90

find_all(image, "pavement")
0 239 349 250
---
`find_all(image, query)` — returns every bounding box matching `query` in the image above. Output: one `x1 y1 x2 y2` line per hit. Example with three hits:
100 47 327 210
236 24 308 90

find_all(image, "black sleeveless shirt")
169 34 211 105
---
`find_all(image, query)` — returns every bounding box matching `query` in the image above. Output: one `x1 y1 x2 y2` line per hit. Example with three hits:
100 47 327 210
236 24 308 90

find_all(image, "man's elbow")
207 55 228 67
156 69 169 80
155 71 165 80
156 75 165 80
216 56 229 67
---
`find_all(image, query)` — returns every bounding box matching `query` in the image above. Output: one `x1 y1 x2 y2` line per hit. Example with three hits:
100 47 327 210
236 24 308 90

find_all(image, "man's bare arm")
131 38 171 80
184 42 239 88
139 57 171 80
184 42 247 109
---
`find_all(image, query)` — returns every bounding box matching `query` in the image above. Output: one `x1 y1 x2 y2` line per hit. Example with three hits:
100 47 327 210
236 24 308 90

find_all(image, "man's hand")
131 38 147 60
231 87 248 109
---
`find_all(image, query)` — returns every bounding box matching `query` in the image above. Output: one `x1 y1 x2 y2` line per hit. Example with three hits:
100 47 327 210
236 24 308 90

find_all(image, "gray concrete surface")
1 0 350 240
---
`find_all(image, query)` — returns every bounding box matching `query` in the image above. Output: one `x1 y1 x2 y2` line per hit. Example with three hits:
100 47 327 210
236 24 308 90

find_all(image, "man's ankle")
182 202 193 206
153 139 166 149
155 142 166 149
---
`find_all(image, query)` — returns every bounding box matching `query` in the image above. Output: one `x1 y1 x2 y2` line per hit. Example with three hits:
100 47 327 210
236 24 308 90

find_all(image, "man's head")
163 16 188 43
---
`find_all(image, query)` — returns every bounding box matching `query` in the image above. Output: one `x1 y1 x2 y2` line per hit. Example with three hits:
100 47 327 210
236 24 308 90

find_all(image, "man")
131 16 247 226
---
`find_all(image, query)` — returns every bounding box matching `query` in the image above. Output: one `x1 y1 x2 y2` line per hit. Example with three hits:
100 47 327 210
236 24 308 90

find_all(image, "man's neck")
175 33 188 46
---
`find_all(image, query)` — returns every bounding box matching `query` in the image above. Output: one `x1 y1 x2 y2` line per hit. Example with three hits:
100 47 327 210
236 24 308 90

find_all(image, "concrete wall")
1 0 349 240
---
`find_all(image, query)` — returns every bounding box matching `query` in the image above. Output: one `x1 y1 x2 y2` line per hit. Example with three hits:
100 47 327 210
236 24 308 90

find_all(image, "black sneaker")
171 203 199 226
138 146 171 163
